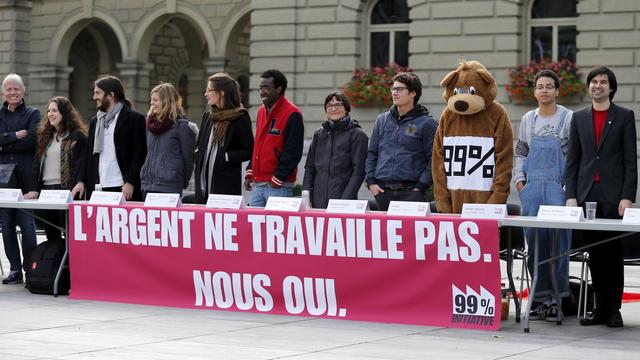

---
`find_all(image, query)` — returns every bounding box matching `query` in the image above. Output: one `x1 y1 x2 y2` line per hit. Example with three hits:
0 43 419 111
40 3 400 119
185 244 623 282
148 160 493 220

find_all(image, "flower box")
506 58 586 105
343 63 412 108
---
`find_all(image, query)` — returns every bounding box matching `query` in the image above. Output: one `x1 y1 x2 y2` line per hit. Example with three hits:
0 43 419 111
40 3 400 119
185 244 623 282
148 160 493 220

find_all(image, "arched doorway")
135 14 210 122
68 21 123 121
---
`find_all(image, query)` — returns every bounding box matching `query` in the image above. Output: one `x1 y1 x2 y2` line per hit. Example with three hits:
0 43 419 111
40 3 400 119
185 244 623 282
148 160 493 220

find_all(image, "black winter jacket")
303 116 368 208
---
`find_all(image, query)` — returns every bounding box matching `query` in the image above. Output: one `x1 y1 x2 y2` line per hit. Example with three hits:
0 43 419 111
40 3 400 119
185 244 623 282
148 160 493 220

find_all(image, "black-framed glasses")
391 86 408 93
326 102 345 110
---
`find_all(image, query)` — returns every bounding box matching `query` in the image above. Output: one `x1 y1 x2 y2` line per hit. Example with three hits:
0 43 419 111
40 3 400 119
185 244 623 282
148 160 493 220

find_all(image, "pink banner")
69 204 501 330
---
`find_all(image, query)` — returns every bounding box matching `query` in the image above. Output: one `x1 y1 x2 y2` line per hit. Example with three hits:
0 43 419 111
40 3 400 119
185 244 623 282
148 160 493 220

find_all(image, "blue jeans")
520 180 571 301
1 208 37 272
250 183 293 207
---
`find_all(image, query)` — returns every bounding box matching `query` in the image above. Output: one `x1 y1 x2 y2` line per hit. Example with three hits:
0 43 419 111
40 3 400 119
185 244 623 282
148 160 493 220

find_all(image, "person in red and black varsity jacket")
244 69 304 207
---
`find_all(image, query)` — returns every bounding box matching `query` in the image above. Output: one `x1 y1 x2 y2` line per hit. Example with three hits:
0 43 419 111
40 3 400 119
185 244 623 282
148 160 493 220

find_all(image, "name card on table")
387 201 431 217
265 196 303 212
622 208 640 224
537 205 584 222
460 203 507 219
326 199 369 214
0 188 23 202
206 194 245 209
144 193 181 208
38 189 72 203
89 191 126 206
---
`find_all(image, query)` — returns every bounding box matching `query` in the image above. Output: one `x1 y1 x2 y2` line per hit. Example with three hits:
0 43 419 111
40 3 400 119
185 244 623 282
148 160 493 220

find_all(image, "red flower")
505 58 586 102
343 63 412 107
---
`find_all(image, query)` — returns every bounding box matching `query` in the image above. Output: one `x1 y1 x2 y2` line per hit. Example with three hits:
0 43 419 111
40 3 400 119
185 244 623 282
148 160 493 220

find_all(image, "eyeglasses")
391 86 408 93
534 84 556 91
326 102 345 110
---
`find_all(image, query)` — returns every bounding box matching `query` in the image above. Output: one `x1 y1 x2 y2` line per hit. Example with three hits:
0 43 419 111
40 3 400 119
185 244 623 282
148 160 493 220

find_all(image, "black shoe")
580 308 607 326
2 271 23 285
607 310 623 328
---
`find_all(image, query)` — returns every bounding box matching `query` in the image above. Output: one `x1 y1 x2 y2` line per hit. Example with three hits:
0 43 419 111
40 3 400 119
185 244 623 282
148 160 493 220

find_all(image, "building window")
368 0 410 68
528 0 577 62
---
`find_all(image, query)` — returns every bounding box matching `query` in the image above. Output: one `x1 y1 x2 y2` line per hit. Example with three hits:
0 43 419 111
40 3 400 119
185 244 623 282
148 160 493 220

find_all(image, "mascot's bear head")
440 59 498 116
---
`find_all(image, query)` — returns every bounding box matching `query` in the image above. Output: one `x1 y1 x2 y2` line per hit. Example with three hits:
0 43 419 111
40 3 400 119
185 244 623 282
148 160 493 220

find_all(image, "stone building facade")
0 0 638 137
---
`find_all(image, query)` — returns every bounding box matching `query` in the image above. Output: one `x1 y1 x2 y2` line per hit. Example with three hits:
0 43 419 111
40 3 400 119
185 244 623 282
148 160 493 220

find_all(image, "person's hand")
16 129 28 139
71 181 85 199
619 199 633 217
122 182 134 200
23 191 38 199
516 181 525 192
566 198 578 207
368 184 384 196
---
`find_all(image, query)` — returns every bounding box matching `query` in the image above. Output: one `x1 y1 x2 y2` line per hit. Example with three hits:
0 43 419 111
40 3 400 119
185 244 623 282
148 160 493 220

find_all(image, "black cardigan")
79 105 147 201
193 111 254 203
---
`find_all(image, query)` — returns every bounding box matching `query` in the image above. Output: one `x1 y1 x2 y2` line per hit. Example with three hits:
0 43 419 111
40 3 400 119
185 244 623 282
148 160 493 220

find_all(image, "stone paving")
1 237 639 359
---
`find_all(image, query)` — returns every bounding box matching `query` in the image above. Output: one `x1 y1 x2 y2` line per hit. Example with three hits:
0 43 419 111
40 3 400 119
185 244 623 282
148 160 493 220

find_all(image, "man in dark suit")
73 75 146 201
565 66 637 327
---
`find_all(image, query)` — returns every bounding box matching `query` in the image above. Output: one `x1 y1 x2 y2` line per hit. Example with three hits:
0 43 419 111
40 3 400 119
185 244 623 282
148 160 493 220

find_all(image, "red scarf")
146 115 174 134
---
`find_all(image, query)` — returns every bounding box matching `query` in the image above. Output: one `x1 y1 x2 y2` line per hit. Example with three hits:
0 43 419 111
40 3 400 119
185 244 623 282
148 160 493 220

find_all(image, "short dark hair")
95 75 131 107
533 70 560 89
323 92 351 113
392 72 422 104
260 69 288 94
587 66 617 101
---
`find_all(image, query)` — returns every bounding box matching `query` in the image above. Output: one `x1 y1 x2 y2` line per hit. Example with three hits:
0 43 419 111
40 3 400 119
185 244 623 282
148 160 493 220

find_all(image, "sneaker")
2 271 23 285
545 304 560 322
529 303 549 321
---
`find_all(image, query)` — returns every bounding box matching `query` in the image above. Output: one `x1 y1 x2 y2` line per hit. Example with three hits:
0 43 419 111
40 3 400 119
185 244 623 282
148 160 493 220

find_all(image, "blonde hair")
148 83 183 121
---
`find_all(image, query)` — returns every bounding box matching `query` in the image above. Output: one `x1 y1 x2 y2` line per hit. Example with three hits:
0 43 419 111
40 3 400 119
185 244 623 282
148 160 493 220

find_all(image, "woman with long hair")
192 73 253 203
24 96 88 242
140 83 197 197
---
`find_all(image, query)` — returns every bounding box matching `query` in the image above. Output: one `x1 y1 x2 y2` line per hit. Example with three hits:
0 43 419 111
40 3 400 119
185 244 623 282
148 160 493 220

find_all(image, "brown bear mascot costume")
432 59 513 214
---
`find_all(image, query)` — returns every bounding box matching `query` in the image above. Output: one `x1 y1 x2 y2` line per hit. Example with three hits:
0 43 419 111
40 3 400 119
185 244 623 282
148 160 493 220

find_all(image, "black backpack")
562 276 595 316
26 240 70 295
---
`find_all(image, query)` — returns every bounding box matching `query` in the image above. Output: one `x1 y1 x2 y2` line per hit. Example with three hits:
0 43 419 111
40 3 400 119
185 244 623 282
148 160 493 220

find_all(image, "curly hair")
36 97 87 158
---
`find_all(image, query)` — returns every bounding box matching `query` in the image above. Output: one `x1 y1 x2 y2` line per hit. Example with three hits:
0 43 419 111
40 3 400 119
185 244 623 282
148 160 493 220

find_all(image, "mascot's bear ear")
440 69 458 101
476 67 498 101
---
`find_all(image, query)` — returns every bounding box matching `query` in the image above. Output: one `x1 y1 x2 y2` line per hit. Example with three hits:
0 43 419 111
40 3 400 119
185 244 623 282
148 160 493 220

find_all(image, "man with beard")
74 75 146 201
244 69 304 207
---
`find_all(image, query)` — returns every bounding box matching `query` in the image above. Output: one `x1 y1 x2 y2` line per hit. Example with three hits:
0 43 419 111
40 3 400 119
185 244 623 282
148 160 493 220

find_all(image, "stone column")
183 67 207 126
116 61 154 113
0 1 33 80
203 57 226 76
27 64 73 111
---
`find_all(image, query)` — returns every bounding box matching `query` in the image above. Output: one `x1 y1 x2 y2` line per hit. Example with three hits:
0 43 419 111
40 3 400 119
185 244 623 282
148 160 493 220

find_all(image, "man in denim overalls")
513 70 573 321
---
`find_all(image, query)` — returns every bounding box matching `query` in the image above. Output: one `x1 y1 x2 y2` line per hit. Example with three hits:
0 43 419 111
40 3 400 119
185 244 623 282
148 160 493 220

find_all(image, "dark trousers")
581 183 624 314
1 208 37 271
374 188 427 211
